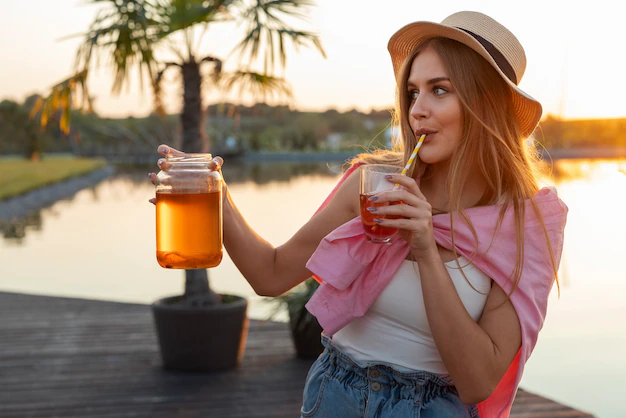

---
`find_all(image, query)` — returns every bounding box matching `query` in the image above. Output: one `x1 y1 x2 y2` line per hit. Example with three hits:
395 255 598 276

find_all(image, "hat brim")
388 21 542 138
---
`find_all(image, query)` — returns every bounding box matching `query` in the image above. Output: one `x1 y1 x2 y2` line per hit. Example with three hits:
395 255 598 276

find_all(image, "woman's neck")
418 164 487 213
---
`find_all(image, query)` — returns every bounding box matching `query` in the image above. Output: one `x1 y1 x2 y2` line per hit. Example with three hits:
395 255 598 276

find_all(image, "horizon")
3 0 625 121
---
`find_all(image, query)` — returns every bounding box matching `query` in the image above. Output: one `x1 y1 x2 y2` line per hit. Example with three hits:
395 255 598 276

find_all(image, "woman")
151 11 567 418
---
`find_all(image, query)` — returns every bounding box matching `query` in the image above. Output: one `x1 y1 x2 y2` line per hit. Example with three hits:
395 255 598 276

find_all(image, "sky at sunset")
2 0 624 120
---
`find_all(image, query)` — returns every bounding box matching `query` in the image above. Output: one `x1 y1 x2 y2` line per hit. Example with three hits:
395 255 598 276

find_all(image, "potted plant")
151 270 249 371
269 277 324 359
36 1 326 372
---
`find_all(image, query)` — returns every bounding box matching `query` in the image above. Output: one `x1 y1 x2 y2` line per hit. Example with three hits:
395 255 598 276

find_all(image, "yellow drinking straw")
401 134 426 176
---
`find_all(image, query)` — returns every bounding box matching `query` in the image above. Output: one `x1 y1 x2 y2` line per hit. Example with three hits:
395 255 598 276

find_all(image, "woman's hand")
367 174 437 259
147 144 224 205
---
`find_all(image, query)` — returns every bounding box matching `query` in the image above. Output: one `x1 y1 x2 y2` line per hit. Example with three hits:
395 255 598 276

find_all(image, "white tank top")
332 256 492 374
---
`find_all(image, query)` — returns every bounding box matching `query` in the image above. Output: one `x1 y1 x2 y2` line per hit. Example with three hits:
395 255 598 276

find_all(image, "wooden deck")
0 292 594 417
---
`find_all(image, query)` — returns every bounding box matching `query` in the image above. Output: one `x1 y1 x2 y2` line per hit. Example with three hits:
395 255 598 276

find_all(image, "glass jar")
155 154 223 269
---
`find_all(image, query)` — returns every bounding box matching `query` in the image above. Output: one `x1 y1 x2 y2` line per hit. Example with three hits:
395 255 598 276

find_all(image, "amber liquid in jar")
156 191 223 268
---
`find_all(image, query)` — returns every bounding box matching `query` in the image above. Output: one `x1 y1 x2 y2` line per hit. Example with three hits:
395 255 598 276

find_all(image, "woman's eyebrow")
407 77 451 88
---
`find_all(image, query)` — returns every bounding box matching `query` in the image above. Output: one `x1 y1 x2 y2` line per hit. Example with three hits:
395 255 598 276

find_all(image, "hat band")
456 27 518 85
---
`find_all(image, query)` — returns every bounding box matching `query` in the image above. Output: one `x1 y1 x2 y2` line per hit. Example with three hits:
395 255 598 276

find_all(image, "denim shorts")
300 334 478 418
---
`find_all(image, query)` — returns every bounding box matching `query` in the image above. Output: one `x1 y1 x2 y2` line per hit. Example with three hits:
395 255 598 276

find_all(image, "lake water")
1 159 625 418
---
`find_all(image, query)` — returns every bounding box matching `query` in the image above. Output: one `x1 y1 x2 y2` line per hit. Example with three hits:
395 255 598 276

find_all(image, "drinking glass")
359 164 403 244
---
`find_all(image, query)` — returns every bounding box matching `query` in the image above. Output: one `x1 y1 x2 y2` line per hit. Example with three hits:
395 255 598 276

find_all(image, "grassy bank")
0 157 107 201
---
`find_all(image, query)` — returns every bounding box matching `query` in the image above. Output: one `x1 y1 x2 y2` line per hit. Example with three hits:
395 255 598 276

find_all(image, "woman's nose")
409 95 429 119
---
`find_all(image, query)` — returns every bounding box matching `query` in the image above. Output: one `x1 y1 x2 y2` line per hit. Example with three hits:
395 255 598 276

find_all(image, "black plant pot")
288 306 324 359
151 294 248 372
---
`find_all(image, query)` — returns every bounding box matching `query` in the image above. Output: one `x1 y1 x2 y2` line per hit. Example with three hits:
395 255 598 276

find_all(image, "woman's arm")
221 166 360 297
416 250 521 404
370 173 521 405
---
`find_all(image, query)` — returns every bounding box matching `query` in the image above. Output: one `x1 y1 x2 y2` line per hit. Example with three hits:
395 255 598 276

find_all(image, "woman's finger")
157 144 185 157
372 203 433 225
374 214 432 232
367 199 431 221
149 198 156 205
157 158 174 171
211 156 224 171
368 201 414 216
385 174 426 200
370 189 421 206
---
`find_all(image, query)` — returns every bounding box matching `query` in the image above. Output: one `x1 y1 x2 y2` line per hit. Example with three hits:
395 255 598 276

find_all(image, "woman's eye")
434 86 448 96
409 90 419 100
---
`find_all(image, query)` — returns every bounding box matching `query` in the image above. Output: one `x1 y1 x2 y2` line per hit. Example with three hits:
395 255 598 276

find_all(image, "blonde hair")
352 37 559 296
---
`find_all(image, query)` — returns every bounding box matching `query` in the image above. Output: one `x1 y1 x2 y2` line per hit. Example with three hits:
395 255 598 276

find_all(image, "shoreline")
5 147 626 164
240 151 357 162
539 147 626 160
0 165 115 222
244 148 626 162
68 147 626 164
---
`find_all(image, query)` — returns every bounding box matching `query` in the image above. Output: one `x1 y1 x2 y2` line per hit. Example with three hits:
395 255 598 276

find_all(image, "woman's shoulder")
332 165 361 217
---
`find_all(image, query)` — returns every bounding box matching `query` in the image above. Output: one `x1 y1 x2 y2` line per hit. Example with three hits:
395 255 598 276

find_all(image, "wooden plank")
0 292 594 417
512 390 594 418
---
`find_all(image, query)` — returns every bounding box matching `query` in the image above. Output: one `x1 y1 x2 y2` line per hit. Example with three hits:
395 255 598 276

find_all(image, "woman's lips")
415 128 437 139
419 132 435 143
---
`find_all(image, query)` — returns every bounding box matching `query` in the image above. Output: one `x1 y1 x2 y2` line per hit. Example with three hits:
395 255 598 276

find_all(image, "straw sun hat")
388 11 542 138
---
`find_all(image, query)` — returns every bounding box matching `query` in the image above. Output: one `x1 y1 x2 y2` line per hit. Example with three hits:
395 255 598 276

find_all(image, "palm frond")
233 0 325 74
218 70 293 103
75 0 164 95
30 71 92 135
155 0 235 40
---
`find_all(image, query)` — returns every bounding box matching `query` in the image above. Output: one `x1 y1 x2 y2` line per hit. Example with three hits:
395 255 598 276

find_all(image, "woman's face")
406 46 463 168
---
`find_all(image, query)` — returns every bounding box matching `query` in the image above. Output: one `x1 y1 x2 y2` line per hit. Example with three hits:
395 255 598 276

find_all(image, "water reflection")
551 158 626 181
3 158 625 244
0 159 626 247
0 160 348 244
113 160 347 186
222 161 347 185
0 183 101 244
0 212 43 243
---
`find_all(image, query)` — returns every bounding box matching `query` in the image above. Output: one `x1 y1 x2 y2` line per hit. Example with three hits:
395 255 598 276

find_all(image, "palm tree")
34 0 326 306
0 97 45 160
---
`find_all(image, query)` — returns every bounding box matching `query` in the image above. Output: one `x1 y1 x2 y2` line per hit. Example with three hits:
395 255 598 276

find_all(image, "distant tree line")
205 102 393 153
0 98 394 159
2 98 624 160
536 115 626 150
